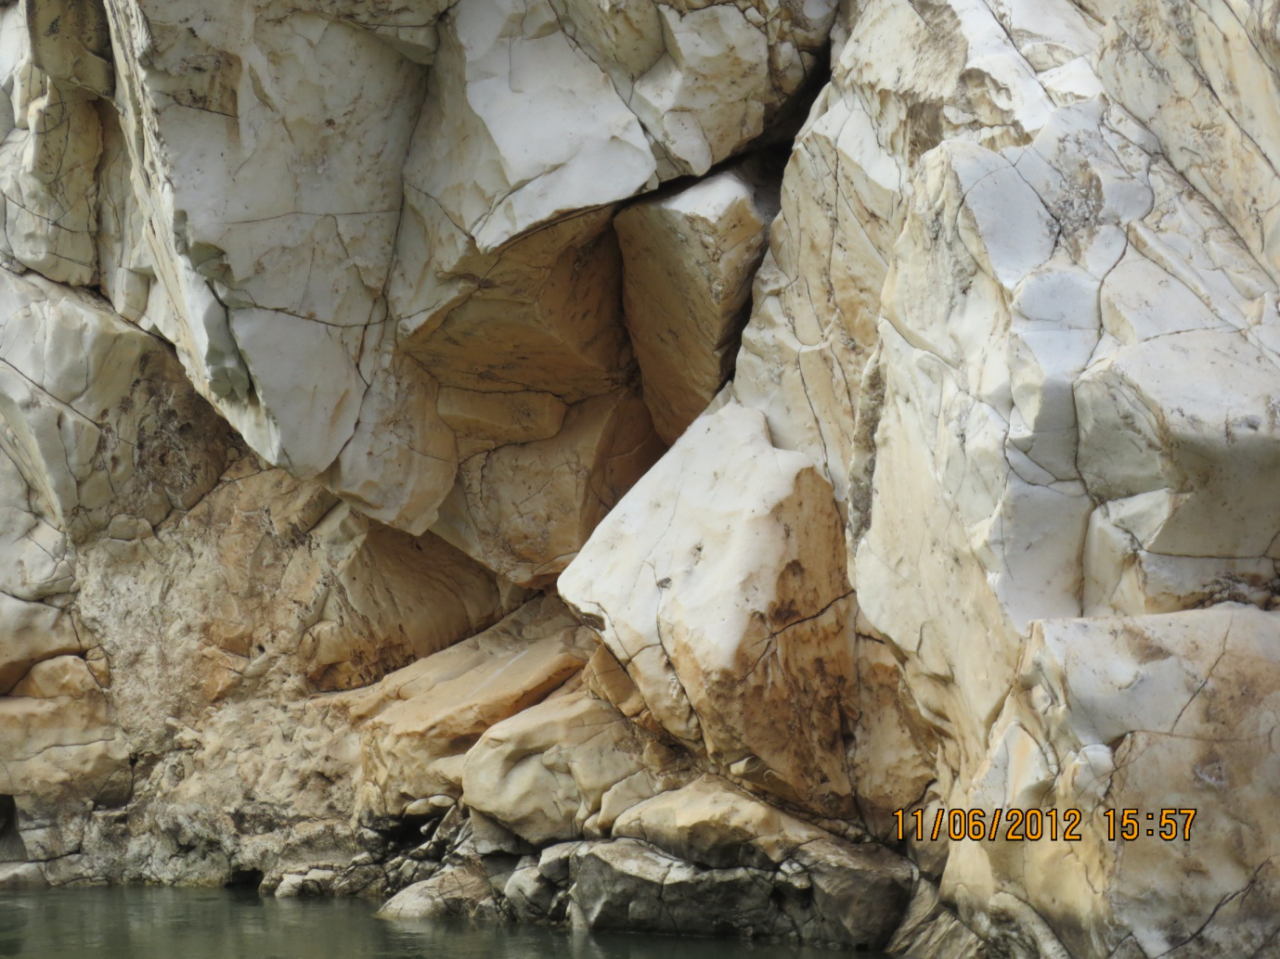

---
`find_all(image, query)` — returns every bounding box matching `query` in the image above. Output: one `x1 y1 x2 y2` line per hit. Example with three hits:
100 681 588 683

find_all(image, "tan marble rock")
28 447 516 885
0 450 73 603
0 0 107 285
462 683 693 846
301 520 518 692
733 0 1058 512
610 775 832 869
571 834 913 948
0 268 235 541
8 0 1280 951
0 594 82 696
559 400 854 817
950 607 1280 958
0 654 129 807
102 0 444 517
317 349 458 537
432 388 664 588
390 207 631 407
1098 0 1280 283
389 202 660 565
0 70 101 286
25 0 113 96
616 164 777 444
345 595 596 817
377 856 504 921
1077 330 1280 558
401 0 655 255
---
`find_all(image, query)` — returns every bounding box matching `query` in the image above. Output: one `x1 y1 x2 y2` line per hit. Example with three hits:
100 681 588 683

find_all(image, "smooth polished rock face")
3 0 1280 955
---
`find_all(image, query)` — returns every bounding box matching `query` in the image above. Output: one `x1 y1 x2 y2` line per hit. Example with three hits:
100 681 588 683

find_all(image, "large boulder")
559 400 855 817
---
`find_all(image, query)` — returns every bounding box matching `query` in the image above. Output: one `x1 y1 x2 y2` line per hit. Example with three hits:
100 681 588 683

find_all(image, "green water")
0 887 884 958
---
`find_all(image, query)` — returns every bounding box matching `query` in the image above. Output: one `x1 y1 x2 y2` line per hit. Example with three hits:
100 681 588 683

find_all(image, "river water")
0 887 890 958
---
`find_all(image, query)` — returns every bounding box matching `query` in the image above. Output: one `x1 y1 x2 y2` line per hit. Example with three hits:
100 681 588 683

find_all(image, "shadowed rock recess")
3 0 1280 954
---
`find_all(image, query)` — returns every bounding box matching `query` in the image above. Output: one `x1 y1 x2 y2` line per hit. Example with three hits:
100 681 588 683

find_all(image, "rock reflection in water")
0 888 882 959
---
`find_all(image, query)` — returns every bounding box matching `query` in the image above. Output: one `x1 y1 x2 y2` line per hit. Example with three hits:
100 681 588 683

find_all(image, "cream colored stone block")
616 166 774 443
462 684 692 845
1077 330 1280 557
432 388 663 588
560 401 854 817
344 596 595 816
0 655 127 806
0 268 231 541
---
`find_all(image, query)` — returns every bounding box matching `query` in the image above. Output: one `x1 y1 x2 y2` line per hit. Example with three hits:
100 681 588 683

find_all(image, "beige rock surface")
0 654 128 808
345 595 596 817
616 163 778 443
611 775 833 869
960 606 1280 957
559 400 855 818
462 683 694 846
4 0 1280 953
432 388 664 588
0 269 233 541
570 833 913 948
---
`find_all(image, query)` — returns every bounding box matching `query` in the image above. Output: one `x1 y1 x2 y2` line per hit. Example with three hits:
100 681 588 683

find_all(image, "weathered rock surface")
345 595 595 817
615 162 779 443
2 0 1280 955
559 401 856 818
376 797 914 950
462 682 695 846
568 836 907 946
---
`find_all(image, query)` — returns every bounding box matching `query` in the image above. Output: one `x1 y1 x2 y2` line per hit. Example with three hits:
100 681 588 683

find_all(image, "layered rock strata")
1 0 1279 956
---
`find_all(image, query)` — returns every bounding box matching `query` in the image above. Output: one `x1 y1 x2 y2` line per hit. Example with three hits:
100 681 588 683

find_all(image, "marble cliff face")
1 0 1280 954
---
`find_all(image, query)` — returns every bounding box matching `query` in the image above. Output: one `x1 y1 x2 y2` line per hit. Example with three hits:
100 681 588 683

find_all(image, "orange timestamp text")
1101 808 1196 841
893 807 1198 842
894 807 1084 842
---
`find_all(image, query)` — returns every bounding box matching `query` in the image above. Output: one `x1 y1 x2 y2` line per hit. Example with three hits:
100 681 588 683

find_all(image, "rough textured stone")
4 0 1280 954
559 401 855 818
462 682 694 846
377 857 505 922
345 595 596 817
569 835 912 948
616 162 778 443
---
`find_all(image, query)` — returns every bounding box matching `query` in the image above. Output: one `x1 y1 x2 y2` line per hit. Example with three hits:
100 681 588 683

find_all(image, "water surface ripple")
0 887 890 958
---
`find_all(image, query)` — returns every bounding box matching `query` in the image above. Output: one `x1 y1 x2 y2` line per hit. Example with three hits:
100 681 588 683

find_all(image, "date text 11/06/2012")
892 808 1197 843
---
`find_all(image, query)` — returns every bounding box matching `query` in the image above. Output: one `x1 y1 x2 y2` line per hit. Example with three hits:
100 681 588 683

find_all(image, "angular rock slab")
0 447 74 605
462 683 693 847
0 655 129 808
103 0 452 524
733 0 1059 511
343 596 595 817
611 774 838 870
559 401 854 817
378 857 505 922
302 518 517 692
0 590 82 697
569 836 912 949
432 388 664 589
0 67 102 287
616 164 776 444
405 0 656 255
0 268 233 542
1077 329 1280 558
1099 0 1280 282
391 206 631 407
